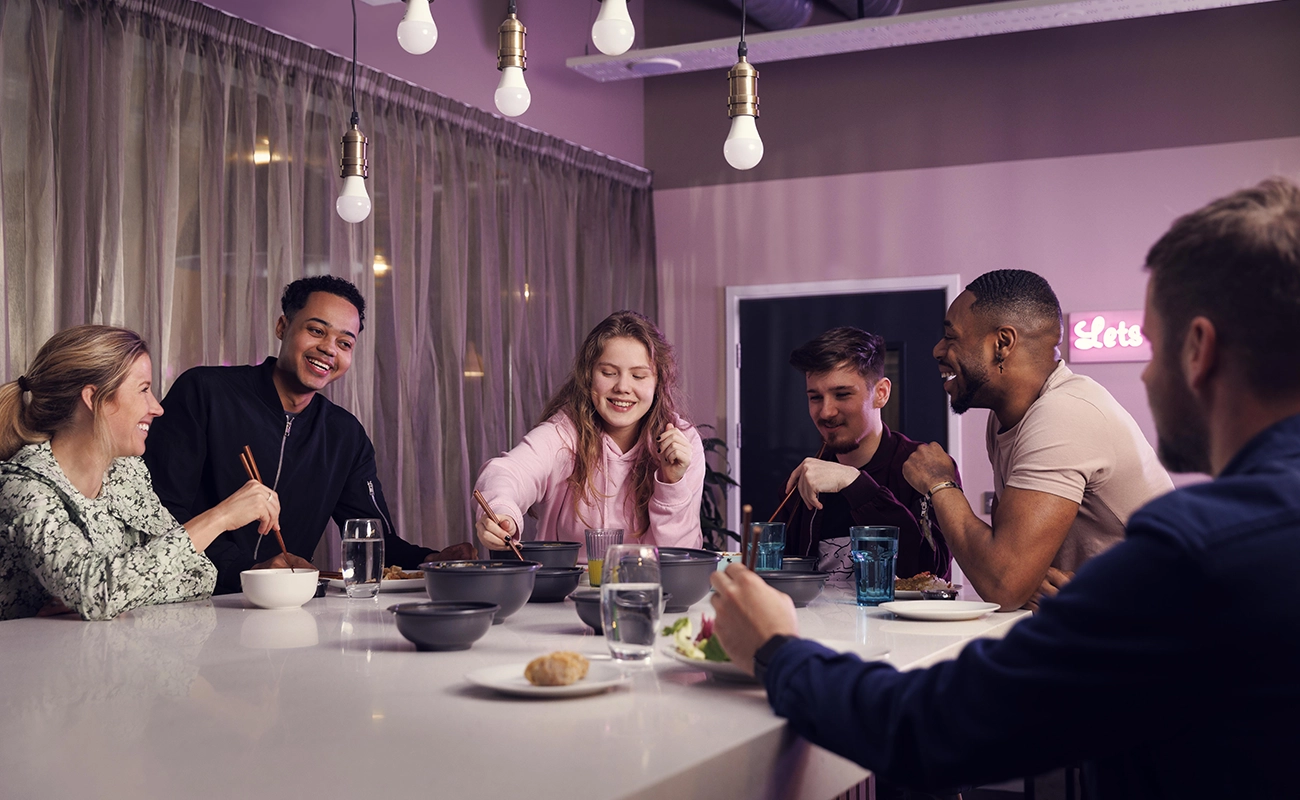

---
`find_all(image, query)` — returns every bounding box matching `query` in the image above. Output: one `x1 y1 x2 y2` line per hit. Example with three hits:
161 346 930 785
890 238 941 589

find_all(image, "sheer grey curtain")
0 0 657 554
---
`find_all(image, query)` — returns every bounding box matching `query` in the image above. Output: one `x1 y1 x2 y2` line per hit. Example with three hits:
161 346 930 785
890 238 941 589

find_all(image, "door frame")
724 275 964 532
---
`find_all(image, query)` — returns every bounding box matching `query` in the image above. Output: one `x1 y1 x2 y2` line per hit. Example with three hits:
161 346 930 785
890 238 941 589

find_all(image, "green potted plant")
698 425 739 552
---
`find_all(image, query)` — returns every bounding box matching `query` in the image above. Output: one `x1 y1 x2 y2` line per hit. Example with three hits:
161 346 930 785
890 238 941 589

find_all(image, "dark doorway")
738 289 950 521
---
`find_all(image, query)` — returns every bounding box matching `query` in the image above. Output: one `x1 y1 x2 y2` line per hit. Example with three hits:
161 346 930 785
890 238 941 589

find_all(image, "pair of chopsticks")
766 441 829 523
739 504 758 569
239 445 293 571
473 489 523 560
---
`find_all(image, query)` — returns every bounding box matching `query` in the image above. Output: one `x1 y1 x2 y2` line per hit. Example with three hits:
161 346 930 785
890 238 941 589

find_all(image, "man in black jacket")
145 276 471 594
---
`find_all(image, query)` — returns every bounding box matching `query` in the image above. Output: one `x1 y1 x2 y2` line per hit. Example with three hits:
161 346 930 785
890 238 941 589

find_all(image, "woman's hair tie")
17 375 29 392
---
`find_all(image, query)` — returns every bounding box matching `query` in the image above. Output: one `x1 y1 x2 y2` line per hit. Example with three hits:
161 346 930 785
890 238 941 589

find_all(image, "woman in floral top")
0 326 283 620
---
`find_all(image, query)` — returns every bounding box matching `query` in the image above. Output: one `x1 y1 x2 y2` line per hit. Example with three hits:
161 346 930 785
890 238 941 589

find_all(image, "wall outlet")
981 491 996 516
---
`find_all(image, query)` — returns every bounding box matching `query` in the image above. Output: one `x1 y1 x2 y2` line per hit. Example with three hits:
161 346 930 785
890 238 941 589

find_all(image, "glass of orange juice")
584 528 624 587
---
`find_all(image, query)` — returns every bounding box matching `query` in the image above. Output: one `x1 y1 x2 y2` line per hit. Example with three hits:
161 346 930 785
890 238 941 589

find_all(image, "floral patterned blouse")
0 441 216 621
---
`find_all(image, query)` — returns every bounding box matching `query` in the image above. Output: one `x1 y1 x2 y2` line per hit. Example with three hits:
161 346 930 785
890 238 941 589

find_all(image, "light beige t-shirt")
987 362 1173 572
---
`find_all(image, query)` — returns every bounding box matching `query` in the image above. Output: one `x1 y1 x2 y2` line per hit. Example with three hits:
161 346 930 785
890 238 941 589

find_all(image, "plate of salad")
659 617 757 683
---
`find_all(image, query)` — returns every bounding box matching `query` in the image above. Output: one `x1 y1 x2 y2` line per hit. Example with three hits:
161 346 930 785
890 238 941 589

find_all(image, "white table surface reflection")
0 582 1026 800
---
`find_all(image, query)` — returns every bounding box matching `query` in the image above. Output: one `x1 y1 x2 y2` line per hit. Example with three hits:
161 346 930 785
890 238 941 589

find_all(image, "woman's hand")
657 423 692 484
475 509 519 550
184 480 281 553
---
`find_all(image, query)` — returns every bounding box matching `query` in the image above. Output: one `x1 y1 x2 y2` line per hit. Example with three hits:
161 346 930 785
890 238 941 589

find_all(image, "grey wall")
644 1 1300 188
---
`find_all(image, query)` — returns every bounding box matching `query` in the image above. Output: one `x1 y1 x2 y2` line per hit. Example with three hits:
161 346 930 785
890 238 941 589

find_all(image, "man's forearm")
930 490 1026 609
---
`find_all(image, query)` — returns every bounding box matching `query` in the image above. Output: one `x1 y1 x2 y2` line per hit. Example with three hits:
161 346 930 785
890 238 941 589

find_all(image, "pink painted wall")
200 0 644 165
655 136 1300 516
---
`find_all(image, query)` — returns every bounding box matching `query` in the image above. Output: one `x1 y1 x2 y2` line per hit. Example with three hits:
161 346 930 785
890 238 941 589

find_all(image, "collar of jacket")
255 357 326 419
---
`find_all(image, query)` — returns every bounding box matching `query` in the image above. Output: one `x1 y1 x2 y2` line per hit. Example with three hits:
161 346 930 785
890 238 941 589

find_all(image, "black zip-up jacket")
143 358 434 594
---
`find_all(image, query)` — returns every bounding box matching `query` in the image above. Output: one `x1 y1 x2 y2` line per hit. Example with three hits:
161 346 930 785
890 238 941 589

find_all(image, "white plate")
327 578 427 593
660 644 755 682
879 600 999 621
464 662 629 698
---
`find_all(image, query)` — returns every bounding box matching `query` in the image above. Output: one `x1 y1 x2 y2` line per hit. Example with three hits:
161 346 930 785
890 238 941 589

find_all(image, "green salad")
662 616 730 662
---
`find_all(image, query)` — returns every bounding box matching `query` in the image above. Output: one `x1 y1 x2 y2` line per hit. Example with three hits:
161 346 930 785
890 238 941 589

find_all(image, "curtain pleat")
0 0 658 554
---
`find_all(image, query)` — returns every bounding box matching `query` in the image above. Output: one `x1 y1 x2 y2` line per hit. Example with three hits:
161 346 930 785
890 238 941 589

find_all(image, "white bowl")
240 568 320 610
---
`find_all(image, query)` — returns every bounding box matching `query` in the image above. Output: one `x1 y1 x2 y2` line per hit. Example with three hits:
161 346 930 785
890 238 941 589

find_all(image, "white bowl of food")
240 568 321 609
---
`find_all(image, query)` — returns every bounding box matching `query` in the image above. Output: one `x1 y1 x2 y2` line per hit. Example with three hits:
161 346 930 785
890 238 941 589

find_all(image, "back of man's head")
964 270 1063 348
1146 177 1300 400
281 275 367 332
790 327 886 382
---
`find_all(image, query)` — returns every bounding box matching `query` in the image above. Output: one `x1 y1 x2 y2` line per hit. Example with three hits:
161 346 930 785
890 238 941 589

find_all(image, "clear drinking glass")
342 518 384 599
851 525 898 606
750 522 786 571
600 544 661 661
584 528 625 588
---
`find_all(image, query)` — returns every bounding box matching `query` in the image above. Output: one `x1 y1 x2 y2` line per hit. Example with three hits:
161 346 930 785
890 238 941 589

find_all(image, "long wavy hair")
540 311 688 535
0 326 150 461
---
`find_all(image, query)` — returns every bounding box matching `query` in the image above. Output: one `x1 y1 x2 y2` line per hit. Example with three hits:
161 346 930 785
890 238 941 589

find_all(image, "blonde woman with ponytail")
474 311 704 559
0 326 281 620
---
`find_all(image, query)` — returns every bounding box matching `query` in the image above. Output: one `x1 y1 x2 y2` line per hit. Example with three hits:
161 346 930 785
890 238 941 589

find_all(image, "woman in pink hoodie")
475 311 704 558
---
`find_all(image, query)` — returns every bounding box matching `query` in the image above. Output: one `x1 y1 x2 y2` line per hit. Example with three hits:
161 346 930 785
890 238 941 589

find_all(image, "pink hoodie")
474 414 705 559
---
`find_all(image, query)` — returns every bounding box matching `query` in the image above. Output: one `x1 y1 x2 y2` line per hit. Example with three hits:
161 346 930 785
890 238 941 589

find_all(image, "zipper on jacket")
271 416 293 490
367 480 397 539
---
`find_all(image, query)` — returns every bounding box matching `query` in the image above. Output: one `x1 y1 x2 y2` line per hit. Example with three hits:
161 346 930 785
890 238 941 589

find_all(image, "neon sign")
1067 310 1151 364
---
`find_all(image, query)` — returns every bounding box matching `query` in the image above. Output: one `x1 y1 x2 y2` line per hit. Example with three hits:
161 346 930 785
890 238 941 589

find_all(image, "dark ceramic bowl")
488 541 581 568
779 556 818 573
571 588 603 633
390 601 499 651
529 567 583 603
420 560 540 623
659 547 722 612
758 570 828 608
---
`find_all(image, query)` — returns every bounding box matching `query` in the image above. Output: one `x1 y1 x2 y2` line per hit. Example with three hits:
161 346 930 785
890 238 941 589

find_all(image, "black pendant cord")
739 0 747 59
508 0 517 14
349 0 359 127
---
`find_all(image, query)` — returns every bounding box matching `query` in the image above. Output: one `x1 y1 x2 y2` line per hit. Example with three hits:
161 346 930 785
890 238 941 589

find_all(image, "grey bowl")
420 560 541 624
489 541 581 568
758 570 828 608
529 567 583 603
390 601 499 651
659 547 722 612
780 556 818 573
571 588 603 633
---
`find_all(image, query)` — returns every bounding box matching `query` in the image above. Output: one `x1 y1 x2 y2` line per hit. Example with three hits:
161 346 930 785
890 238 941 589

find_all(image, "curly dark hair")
789 327 886 381
1146 177 1300 398
280 276 366 332
965 269 1062 338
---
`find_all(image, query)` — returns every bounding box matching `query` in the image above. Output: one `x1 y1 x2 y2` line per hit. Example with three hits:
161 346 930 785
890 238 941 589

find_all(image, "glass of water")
342 518 384 599
600 544 661 661
851 526 898 606
750 522 786 571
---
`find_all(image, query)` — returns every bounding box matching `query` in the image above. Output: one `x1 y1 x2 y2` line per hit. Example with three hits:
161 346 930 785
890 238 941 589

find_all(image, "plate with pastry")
327 565 428 593
465 652 629 698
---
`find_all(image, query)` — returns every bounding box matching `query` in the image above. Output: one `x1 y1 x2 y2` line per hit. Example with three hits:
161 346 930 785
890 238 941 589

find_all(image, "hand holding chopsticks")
239 445 293 571
473 490 524 560
769 441 829 523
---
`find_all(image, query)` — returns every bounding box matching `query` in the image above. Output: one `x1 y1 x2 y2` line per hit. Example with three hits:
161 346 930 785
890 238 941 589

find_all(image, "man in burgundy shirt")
782 327 953 581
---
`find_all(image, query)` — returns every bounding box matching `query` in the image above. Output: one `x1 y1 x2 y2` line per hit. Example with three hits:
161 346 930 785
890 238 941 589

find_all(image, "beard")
949 360 992 415
1152 387 1212 474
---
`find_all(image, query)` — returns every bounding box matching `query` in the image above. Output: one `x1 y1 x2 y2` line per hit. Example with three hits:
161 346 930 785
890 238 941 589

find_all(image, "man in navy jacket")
710 178 1300 798
145 276 472 593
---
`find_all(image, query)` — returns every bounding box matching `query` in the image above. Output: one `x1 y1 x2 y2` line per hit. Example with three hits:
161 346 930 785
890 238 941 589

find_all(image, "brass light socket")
727 57 759 118
497 13 526 71
339 124 368 179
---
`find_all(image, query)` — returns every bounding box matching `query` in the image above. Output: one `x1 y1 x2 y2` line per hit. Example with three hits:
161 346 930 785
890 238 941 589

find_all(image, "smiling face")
1141 280 1212 474
589 336 657 448
933 291 997 415
805 365 889 457
273 291 360 402
100 354 163 458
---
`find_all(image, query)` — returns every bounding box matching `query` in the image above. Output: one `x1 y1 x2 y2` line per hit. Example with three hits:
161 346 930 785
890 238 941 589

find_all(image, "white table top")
0 582 1026 800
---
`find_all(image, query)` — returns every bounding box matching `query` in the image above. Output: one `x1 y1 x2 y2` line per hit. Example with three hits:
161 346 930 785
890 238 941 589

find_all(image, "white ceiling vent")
567 0 1280 82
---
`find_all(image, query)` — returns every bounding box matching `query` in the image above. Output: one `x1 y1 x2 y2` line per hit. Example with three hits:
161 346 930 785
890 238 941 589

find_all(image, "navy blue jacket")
144 358 434 593
765 414 1300 798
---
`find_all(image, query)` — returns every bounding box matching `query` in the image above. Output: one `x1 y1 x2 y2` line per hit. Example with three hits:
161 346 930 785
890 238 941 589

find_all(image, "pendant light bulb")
591 0 635 56
723 114 764 171
397 0 438 55
495 9 530 117
336 122 371 224
495 66 531 117
724 50 763 170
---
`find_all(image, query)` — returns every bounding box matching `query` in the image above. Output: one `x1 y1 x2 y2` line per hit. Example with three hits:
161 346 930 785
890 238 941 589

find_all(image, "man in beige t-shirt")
988 361 1171 574
904 269 1172 610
